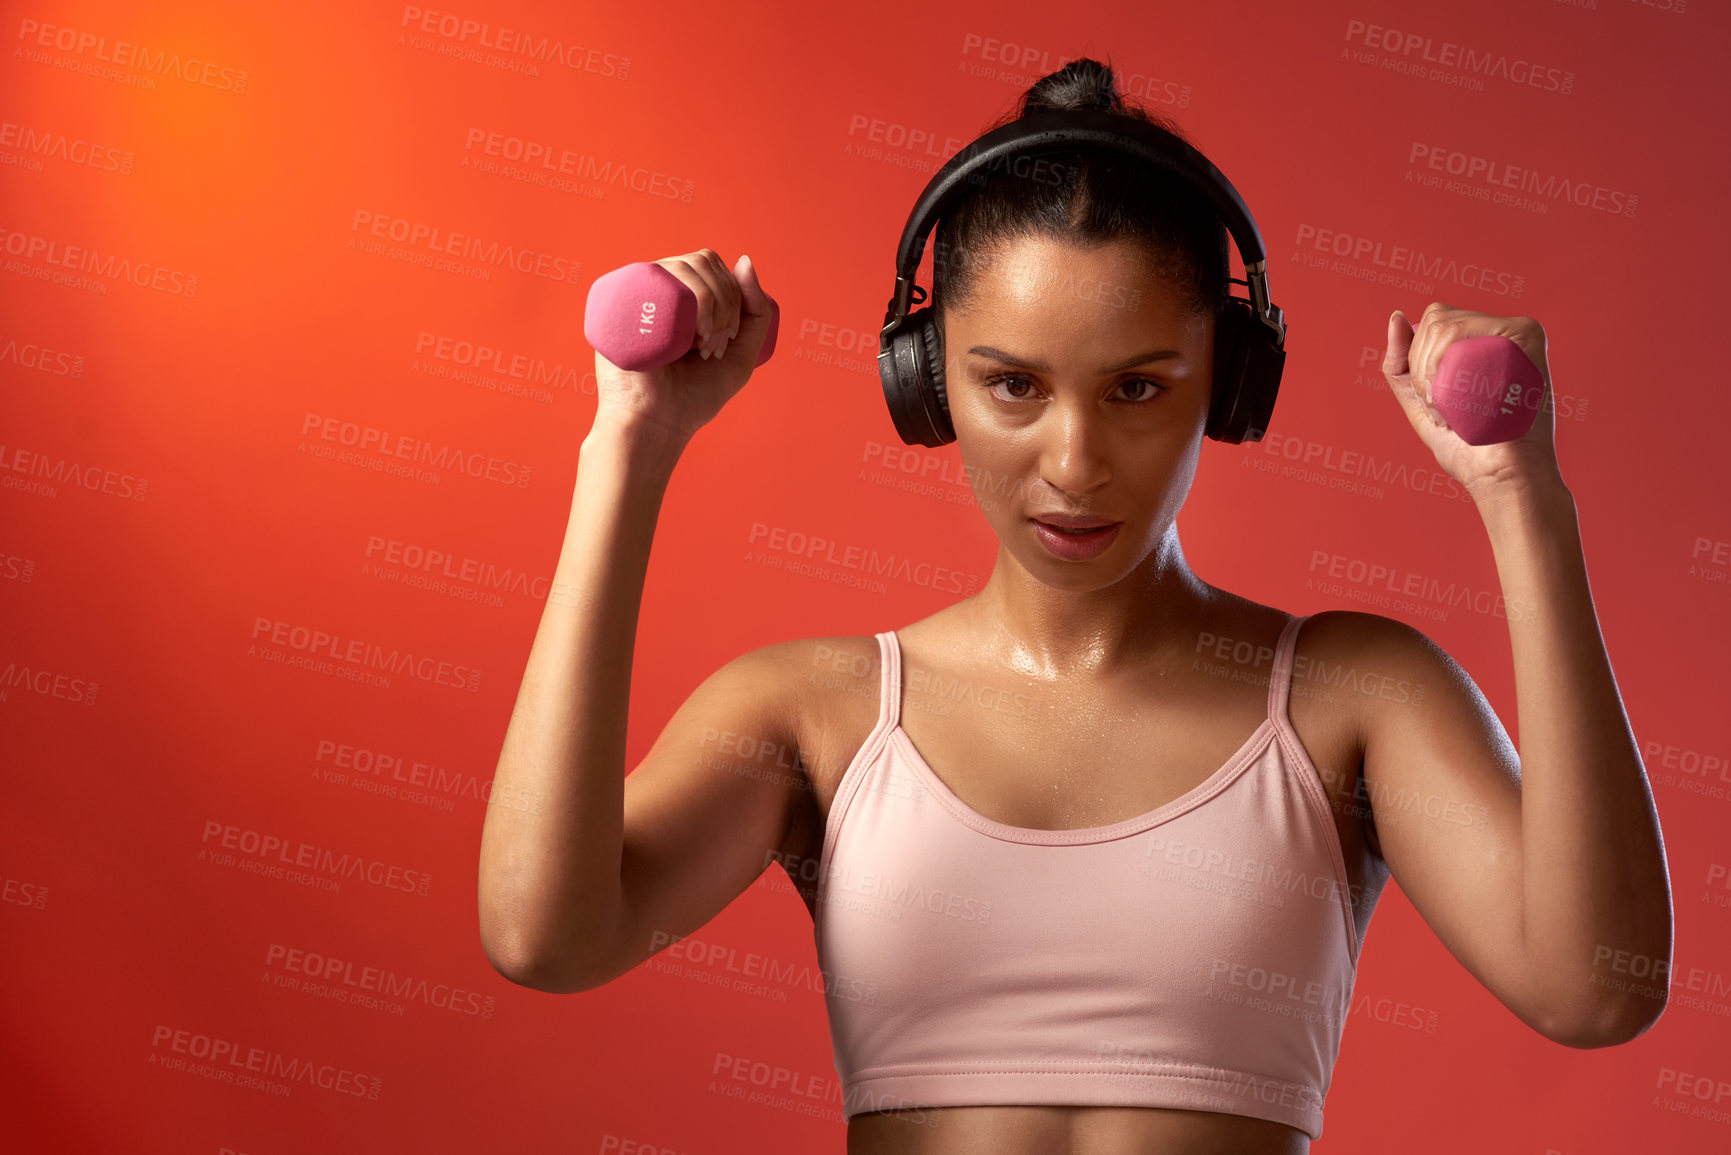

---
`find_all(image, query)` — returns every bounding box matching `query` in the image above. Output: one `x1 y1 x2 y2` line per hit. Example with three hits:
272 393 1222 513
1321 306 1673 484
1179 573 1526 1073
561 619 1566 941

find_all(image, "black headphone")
877 107 1288 446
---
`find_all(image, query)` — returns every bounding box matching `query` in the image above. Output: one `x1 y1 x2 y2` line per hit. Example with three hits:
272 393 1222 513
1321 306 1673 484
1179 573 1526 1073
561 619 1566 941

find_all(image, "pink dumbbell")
1428 334 1545 445
583 260 779 372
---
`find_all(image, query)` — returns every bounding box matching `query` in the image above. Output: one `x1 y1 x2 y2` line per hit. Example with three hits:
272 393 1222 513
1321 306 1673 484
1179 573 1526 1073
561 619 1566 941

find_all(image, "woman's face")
942 233 1215 589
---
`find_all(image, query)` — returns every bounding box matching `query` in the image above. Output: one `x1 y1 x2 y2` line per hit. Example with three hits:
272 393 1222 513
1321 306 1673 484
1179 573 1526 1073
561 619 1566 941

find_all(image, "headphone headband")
876 105 1289 447
880 107 1285 350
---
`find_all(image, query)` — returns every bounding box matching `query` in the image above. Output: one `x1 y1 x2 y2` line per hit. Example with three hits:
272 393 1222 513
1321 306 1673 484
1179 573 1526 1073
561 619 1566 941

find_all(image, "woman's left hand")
1381 302 1562 500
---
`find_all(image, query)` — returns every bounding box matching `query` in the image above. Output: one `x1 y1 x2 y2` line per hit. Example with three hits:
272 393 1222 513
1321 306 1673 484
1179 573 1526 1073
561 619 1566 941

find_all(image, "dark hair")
931 57 1230 321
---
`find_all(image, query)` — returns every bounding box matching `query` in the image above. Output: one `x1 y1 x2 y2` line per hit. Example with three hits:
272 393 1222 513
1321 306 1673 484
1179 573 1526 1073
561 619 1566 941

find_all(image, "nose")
1036 396 1112 501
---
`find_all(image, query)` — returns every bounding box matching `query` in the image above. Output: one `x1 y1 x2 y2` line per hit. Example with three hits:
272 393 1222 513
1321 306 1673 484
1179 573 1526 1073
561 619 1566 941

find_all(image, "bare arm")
477 417 678 989
1357 304 1673 1047
478 249 787 992
1482 475 1670 1042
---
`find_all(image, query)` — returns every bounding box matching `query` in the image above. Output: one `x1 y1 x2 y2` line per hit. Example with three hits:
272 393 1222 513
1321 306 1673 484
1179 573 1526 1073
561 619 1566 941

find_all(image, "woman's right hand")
592 249 772 447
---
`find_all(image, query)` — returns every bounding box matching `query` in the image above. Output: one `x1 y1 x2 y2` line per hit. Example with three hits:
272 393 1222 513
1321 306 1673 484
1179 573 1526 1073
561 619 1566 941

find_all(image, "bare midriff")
846 1103 1310 1154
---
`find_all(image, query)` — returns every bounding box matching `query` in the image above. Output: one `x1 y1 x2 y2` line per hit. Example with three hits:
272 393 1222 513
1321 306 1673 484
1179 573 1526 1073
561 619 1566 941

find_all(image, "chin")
1018 540 1132 579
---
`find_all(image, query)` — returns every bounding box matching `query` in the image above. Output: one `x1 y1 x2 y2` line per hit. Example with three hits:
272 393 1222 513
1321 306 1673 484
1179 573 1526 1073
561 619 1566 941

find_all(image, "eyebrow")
966 345 1184 373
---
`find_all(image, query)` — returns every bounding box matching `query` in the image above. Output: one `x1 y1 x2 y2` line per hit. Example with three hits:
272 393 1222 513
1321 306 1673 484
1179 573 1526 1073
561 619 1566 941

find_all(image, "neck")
962 522 1216 680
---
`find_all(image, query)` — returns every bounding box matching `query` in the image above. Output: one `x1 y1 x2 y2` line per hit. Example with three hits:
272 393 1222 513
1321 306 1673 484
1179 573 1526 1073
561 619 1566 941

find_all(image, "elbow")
1539 995 1668 1049
481 933 595 994
478 917 598 994
476 871 623 994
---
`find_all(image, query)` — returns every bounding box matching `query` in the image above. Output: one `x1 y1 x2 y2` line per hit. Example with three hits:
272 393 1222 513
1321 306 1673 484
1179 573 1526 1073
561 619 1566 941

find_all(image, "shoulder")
719 634 885 742
1170 589 1447 683
710 633 882 676
741 634 884 689
665 635 882 752
737 635 889 841
1288 610 1481 733
1292 610 1461 675
1291 608 1434 658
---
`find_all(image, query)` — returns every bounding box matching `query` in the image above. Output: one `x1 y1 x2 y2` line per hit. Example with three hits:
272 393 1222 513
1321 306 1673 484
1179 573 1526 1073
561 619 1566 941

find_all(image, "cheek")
955 441 1030 519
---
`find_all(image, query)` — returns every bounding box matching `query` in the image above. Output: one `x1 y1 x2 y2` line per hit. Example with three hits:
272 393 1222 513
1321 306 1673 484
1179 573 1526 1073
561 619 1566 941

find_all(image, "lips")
1029 514 1120 531
1031 518 1121 560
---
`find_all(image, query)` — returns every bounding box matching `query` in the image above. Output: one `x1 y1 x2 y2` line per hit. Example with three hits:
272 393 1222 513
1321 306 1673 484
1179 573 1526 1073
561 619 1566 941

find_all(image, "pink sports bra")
812 614 1360 1139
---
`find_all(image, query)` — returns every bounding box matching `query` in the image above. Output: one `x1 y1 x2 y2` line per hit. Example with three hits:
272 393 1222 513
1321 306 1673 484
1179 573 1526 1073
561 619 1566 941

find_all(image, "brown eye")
984 374 1038 402
1118 378 1166 402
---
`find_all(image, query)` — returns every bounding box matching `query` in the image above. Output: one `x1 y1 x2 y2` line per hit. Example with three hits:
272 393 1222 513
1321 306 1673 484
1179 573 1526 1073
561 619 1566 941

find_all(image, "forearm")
1477 471 1672 1038
478 413 687 985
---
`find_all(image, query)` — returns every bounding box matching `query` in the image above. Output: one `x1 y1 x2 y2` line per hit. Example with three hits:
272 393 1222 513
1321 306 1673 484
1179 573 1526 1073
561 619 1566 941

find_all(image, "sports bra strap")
1267 613 1311 726
875 631 902 735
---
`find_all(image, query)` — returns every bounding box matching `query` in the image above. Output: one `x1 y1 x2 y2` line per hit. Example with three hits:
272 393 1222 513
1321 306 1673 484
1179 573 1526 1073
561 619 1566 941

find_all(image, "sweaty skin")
802 234 1665 1153
833 236 1327 1152
481 235 1669 1155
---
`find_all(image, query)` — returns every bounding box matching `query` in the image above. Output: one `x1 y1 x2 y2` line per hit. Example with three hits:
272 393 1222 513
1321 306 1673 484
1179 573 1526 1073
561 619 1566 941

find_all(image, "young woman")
478 59 1671 1155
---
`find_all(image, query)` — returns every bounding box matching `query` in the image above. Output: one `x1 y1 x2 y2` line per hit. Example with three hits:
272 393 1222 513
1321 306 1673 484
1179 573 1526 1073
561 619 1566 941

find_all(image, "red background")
3 1 1728 1152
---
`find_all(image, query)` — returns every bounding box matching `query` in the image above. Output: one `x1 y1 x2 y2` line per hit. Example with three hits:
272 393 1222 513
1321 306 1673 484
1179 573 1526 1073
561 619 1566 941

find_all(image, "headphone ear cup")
1207 298 1284 444
918 309 953 439
1207 301 1246 442
879 305 955 447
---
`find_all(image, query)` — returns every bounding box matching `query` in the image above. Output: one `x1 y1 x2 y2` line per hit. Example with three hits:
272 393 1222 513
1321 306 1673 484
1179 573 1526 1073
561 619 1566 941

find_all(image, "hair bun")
1020 58 1124 115
934 55 1227 325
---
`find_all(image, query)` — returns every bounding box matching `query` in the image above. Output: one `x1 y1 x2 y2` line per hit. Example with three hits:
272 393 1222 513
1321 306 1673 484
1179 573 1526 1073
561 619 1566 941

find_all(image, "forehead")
949 234 1207 354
